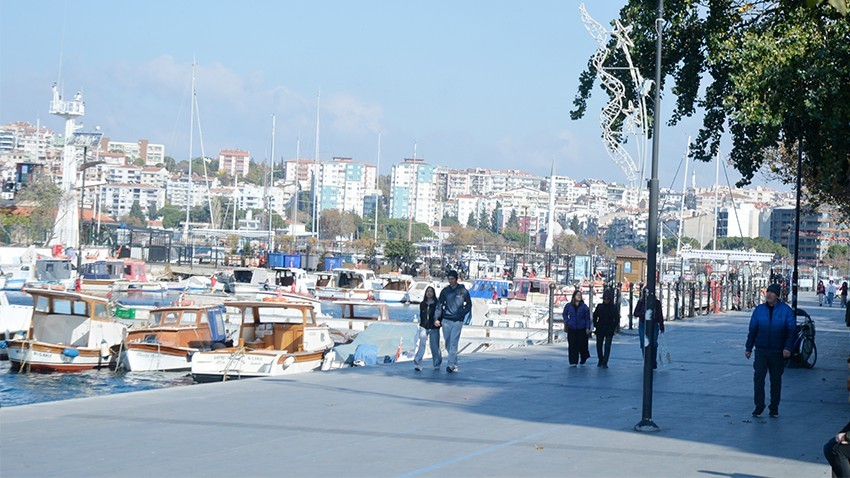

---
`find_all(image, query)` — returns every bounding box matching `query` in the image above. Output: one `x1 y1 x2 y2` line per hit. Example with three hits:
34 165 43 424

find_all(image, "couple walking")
413 270 471 373
562 288 619 368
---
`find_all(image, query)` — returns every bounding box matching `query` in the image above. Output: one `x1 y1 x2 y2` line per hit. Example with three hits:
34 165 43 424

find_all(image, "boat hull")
191 348 326 382
373 290 408 303
6 341 111 372
121 344 194 372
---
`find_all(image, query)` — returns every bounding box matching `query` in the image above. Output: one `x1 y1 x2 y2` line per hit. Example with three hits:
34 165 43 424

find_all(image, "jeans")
441 319 463 368
753 349 785 412
828 292 835 306
638 321 660 368
414 327 442 368
824 438 850 477
596 334 613 366
566 328 590 365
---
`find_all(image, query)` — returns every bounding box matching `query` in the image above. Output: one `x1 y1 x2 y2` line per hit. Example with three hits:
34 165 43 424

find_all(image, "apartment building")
283 158 318 192
390 158 437 225
317 157 377 217
106 139 165 166
99 183 166 217
219 149 250 177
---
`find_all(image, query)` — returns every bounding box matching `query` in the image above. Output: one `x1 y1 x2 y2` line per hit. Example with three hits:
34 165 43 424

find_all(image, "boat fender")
100 340 110 358
282 355 295 368
62 347 79 358
0 340 6 349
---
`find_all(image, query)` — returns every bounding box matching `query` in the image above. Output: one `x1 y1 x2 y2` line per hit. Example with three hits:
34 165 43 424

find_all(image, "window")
163 312 179 324
34 296 50 312
54 299 71 314
94 303 108 319
72 300 87 316
180 311 198 325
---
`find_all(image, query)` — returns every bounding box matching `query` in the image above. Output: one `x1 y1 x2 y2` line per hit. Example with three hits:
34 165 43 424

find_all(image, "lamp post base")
634 419 660 432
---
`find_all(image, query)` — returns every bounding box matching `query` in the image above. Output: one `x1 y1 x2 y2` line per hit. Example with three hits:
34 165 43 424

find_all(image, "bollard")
628 282 635 330
689 283 696 318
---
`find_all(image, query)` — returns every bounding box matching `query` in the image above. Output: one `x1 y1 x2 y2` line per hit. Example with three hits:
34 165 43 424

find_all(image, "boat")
314 268 381 300
224 267 274 295
406 280 443 304
24 258 76 291
327 321 420 368
467 278 512 301
320 299 394 333
373 274 413 303
190 300 334 382
5 287 126 372
119 304 229 372
78 259 148 292
0 291 33 359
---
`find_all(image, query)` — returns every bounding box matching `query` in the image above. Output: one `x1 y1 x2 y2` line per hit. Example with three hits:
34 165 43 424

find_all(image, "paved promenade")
1 293 847 477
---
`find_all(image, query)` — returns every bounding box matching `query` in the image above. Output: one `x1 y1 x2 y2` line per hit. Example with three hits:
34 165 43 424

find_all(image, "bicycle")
785 308 817 369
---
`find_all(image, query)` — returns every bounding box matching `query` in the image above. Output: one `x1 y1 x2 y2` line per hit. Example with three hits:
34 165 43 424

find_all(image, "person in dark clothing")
414 286 441 372
592 288 618 368
842 281 848 308
633 288 665 369
745 282 796 418
562 290 591 366
824 420 850 477
438 270 472 373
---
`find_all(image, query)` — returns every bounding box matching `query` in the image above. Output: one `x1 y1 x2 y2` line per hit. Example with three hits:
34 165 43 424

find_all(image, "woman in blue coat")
563 290 592 366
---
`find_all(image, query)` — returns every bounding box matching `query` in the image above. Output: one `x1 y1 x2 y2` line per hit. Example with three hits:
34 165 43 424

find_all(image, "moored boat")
373 274 413 303
5 287 126 372
119 304 229 372
190 300 334 382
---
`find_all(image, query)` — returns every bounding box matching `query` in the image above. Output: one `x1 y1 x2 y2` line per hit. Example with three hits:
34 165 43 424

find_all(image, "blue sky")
0 1 779 190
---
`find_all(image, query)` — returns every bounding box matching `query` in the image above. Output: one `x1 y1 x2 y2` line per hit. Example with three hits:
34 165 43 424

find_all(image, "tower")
48 84 85 249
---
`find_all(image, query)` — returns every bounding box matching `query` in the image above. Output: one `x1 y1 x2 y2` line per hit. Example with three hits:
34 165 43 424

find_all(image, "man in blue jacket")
438 270 472 373
745 283 796 418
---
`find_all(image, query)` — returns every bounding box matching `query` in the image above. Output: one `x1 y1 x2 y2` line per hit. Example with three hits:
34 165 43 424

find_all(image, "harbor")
1 292 846 477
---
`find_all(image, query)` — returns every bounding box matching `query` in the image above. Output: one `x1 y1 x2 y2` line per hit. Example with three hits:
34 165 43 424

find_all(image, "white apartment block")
107 139 165 166
219 149 250 176
317 157 376 217
390 158 437 225
283 159 319 192
0 122 55 161
99 183 166 217
141 167 170 188
105 165 142 184
165 175 219 208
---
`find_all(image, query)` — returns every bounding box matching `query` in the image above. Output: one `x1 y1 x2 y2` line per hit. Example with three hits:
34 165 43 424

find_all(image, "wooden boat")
190 300 334 382
5 287 126 373
78 259 148 292
319 300 393 332
119 304 229 372
315 268 380 300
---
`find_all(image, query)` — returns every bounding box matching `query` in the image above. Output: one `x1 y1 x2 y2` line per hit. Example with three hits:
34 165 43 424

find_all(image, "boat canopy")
468 279 512 299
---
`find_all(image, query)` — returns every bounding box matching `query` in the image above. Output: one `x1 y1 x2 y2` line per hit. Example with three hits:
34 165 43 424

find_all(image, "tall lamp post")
636 0 664 433
69 131 104 284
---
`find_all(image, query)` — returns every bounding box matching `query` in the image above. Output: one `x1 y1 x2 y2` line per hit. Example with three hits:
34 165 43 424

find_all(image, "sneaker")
570 364 577 368
602 364 609 369
450 365 459 373
769 409 779 418
446 366 453 373
597 362 603 367
752 406 765 417
414 366 422 372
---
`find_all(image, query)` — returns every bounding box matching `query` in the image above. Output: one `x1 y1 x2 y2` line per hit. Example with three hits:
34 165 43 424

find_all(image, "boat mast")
407 143 417 242
291 136 300 241
183 61 196 239
676 137 690 255
374 131 381 242
312 92 320 240
267 114 276 251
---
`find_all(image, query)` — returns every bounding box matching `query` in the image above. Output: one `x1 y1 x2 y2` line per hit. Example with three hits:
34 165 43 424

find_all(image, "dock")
1 293 846 477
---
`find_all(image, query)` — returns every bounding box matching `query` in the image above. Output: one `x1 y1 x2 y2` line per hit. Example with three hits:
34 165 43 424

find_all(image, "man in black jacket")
438 270 471 373
592 288 618 368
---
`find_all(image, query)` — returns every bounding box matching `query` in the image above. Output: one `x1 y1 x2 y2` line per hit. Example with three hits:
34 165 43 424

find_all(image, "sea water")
0 295 419 408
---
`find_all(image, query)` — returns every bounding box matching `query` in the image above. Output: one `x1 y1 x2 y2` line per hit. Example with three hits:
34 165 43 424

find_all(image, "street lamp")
69 131 103 285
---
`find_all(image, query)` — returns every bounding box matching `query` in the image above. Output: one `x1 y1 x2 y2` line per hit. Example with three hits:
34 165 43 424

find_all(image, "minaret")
544 157 556 252
48 83 85 249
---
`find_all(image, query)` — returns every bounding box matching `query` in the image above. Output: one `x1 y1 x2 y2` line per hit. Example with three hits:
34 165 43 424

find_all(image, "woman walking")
592 288 619 368
414 286 442 372
562 290 592 366
817 280 825 306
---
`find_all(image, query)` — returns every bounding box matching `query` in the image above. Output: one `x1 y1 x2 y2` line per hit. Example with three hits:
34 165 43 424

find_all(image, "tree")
573 1 850 214
148 202 158 220
319 209 357 240
158 205 185 229
490 202 501 233
478 208 490 231
12 176 62 243
466 212 477 229
441 212 460 227
128 200 147 223
162 156 177 172
507 209 519 229
569 216 581 235
384 239 417 265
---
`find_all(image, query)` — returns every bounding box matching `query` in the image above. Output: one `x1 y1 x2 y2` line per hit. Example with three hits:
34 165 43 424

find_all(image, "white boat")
78 259 148 292
373 274 413 303
24 258 76 291
0 291 33 359
120 304 229 372
190 300 334 382
319 300 393 333
5 287 126 372
314 268 381 300
406 280 443 304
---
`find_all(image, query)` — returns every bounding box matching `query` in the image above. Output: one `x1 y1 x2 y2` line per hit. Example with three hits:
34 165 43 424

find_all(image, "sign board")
573 255 591 282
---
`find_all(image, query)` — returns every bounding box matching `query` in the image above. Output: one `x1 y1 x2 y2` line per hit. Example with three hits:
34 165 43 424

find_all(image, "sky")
0 0 785 191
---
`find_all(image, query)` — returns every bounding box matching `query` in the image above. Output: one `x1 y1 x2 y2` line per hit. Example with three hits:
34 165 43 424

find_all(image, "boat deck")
1 293 845 477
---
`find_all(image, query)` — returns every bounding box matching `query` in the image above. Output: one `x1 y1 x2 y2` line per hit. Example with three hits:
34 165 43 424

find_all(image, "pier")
1 293 846 477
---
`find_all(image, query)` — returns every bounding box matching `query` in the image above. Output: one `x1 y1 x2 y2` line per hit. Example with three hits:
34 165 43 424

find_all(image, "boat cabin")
25 287 121 348
125 304 228 349
510 277 556 302
34 259 73 284
379 274 413 292
80 260 124 281
334 268 376 290
333 300 390 321
227 301 323 352
468 278 512 300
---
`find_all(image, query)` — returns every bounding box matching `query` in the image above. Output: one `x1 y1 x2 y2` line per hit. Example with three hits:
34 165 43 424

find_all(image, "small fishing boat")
190 300 334 382
5 287 126 372
314 268 380 300
119 304 229 372
78 259 148 292
320 300 393 333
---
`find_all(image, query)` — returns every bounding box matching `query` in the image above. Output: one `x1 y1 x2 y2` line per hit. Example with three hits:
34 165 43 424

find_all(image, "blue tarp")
333 322 420 365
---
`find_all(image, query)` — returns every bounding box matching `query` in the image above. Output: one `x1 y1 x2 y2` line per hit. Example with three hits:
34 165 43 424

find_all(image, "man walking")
745 283 796 418
438 270 472 373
